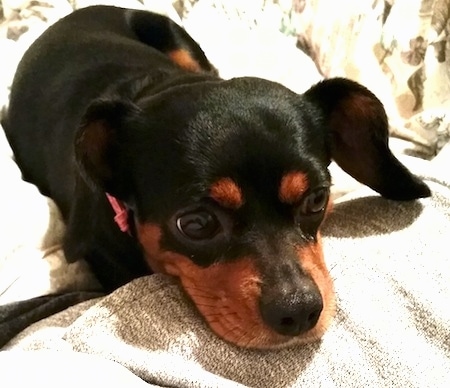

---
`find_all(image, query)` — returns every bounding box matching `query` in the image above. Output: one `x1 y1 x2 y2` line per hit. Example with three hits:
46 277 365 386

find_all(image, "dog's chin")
212 325 328 350
198 303 335 350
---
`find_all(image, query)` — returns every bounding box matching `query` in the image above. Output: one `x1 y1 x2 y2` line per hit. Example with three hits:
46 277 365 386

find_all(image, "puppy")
2 5 430 349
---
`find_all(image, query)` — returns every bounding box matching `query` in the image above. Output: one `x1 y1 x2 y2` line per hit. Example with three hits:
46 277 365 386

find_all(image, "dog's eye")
176 209 220 240
298 188 329 215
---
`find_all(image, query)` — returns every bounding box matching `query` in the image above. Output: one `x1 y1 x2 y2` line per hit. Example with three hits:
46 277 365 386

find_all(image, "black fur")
2 5 430 295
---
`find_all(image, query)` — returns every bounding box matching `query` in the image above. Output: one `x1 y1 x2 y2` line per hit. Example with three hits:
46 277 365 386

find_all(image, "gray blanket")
3 153 450 388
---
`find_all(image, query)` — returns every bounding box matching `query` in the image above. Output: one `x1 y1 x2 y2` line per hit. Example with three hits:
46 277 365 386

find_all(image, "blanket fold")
0 291 104 347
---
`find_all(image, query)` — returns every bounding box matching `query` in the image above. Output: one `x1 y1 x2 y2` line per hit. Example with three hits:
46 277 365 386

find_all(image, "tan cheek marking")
168 49 202 72
136 223 291 348
279 171 309 204
210 177 244 209
135 223 183 275
324 198 334 219
296 234 336 339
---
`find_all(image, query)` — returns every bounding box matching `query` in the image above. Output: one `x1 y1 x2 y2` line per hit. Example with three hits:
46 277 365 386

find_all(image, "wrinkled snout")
259 276 323 336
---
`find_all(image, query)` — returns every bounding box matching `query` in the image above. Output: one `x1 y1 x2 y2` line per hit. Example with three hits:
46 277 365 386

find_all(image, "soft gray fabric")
0 350 153 387
0 291 103 347
4 154 450 388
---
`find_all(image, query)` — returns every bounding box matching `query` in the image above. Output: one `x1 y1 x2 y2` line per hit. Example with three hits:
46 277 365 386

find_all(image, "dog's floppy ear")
304 78 430 200
74 99 141 196
126 9 217 74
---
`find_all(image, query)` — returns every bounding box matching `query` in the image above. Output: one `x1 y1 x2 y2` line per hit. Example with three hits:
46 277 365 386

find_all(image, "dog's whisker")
203 311 238 318
238 322 262 347
189 302 217 309
184 293 219 300
328 262 339 273
183 285 222 296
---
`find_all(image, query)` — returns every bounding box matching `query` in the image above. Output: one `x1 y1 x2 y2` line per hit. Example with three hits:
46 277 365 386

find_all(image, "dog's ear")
74 99 141 196
127 10 217 74
304 78 430 200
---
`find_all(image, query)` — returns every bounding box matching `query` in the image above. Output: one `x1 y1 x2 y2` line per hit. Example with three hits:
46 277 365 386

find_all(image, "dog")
1 5 430 349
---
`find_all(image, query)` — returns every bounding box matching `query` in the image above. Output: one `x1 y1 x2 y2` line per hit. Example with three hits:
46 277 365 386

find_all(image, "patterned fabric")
290 0 450 158
1 0 448 158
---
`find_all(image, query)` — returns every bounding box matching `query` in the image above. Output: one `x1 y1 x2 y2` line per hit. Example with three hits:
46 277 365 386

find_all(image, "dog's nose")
260 279 323 337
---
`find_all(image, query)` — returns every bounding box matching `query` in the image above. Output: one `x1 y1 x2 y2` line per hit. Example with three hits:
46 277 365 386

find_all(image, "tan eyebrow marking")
279 171 309 204
167 49 202 72
210 177 244 209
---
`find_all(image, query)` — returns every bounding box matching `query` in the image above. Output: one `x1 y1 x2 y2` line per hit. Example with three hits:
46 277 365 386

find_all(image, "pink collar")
106 193 131 235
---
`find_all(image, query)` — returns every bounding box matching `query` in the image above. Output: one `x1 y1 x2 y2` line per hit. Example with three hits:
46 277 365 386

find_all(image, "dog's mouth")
137 223 335 349
178 258 335 349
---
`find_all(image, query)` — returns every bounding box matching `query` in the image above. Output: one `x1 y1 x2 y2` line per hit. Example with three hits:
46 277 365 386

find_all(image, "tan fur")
210 177 244 209
279 171 309 204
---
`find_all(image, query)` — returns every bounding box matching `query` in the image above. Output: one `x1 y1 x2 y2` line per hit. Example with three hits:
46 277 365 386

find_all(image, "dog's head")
75 76 430 349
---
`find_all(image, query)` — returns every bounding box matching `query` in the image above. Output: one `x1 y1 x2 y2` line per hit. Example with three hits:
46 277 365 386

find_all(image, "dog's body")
2 6 430 348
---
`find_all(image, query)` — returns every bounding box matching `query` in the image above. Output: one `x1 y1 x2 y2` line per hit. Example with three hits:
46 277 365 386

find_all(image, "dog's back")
2 6 217 289
3 5 211 216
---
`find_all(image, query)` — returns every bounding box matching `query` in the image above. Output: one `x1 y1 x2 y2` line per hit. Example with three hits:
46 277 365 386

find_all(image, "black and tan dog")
2 5 430 349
